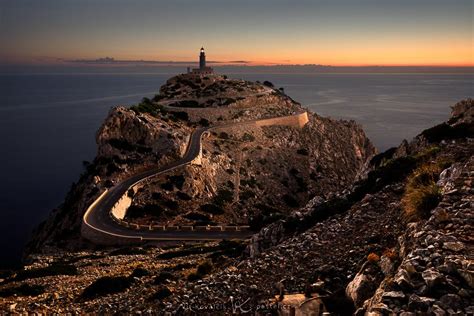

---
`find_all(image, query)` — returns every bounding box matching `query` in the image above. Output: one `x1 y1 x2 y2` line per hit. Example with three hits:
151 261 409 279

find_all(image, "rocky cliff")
25 74 375 252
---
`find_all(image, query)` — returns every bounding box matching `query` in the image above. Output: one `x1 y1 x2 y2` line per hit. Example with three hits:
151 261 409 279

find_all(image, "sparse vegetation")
154 271 175 285
109 247 149 256
282 194 300 208
402 161 446 222
296 148 309 156
263 80 274 88
367 253 380 263
81 276 133 299
130 267 149 278
241 133 255 142
188 260 213 281
13 263 78 281
200 203 224 215
0 283 45 297
421 122 473 143
150 286 172 300
199 118 210 127
213 189 233 206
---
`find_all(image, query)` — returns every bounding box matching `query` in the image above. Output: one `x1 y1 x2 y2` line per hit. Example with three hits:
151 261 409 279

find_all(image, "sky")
0 0 472 66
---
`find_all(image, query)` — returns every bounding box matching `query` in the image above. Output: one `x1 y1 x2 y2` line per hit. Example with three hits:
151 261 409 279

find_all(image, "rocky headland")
1 74 472 315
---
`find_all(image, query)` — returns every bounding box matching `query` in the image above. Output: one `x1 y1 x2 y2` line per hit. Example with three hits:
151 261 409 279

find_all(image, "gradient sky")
0 0 472 66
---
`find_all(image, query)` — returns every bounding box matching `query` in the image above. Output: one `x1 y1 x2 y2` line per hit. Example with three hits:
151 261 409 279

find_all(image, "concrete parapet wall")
110 194 132 220
256 111 309 128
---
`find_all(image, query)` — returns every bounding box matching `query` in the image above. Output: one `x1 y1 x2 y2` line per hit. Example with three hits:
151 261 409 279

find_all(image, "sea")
0 68 472 268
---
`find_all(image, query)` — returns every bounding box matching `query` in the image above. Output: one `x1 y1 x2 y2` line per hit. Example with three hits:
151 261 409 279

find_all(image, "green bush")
81 276 133 299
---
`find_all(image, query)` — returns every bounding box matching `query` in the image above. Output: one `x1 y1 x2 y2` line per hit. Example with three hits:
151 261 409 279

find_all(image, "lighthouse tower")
191 47 214 75
199 47 206 69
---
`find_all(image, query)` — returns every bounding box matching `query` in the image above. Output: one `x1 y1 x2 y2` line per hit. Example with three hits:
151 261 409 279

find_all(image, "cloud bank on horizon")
0 0 472 66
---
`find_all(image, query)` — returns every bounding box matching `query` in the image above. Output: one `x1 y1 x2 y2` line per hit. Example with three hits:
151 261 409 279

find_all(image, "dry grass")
367 253 380 263
402 161 446 222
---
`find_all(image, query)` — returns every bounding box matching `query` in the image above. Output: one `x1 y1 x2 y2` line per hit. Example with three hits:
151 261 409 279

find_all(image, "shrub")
163 199 179 211
240 189 256 200
171 100 200 108
209 240 246 259
213 189 234 206
169 111 189 121
402 162 444 222
383 249 398 260
176 191 192 200
403 184 441 222
81 276 133 299
263 80 274 88
282 194 299 208
197 261 213 275
241 133 255 142
109 247 148 256
169 175 185 190
296 148 309 156
157 245 217 259
150 286 172 300
219 132 229 139
187 272 201 281
184 212 210 222
0 283 45 297
188 261 213 281
161 182 174 191
154 271 175 284
367 253 380 263
152 94 164 102
199 118 210 127
421 122 474 143
130 267 149 278
200 203 224 215
13 263 78 281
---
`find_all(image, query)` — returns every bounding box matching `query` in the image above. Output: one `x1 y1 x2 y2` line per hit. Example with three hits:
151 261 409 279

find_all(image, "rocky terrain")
2 74 472 315
26 74 374 250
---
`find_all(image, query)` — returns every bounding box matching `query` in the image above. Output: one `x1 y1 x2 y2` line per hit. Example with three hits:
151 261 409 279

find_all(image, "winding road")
82 108 308 245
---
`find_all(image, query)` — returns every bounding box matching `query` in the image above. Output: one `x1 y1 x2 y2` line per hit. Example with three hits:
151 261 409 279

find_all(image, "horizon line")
1 59 473 68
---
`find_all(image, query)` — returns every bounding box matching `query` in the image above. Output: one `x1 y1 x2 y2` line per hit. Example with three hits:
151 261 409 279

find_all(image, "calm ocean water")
0 70 472 267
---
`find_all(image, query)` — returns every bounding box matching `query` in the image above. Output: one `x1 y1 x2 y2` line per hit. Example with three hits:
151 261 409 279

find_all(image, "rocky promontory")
1 74 472 315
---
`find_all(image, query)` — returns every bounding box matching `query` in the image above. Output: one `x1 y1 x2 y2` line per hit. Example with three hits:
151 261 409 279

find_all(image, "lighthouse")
191 47 214 75
199 47 206 69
